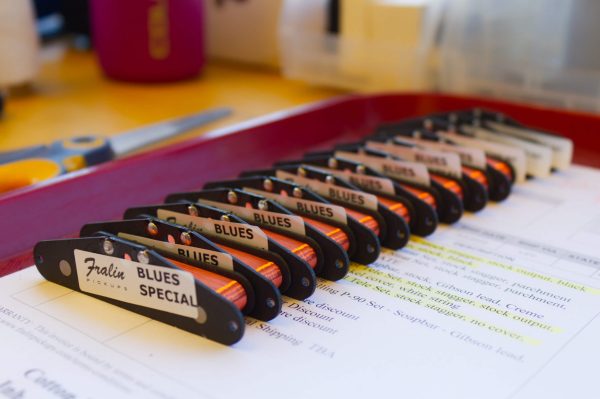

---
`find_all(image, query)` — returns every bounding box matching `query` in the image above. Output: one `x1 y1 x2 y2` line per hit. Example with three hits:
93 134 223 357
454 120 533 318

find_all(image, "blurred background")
1 0 599 150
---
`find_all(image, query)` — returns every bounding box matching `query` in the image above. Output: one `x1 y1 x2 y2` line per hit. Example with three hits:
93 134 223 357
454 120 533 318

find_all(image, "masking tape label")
310 166 396 195
335 151 431 186
243 186 348 225
117 232 234 271
275 170 378 211
366 141 463 179
197 200 306 236
74 249 199 319
156 209 269 251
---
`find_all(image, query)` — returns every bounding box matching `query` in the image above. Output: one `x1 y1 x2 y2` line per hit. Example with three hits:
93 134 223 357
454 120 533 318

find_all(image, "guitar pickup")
365 138 489 212
280 155 439 237
124 201 319 303
34 234 249 345
308 146 464 225
167 187 349 281
239 165 410 250
206 175 382 265
80 217 284 322
375 115 515 200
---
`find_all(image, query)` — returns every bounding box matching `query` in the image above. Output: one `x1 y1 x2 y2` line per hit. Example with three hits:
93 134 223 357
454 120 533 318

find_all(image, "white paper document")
2 166 600 399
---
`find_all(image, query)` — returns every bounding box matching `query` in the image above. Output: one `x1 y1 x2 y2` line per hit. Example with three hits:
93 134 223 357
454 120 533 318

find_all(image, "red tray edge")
2 92 599 276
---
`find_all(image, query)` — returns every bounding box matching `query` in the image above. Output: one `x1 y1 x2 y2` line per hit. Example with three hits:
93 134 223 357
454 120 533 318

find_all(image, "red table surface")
1 93 599 276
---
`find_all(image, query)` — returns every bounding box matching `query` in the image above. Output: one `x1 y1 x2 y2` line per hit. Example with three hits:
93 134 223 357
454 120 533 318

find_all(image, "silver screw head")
187 205 198 216
137 250 150 264
263 179 274 192
293 187 302 198
180 232 192 246
424 118 433 130
59 260 72 277
258 199 268 211
227 190 238 204
103 239 114 255
356 164 366 174
196 306 207 324
325 175 335 184
147 222 158 236
228 321 239 332
220 214 230 222
328 158 338 168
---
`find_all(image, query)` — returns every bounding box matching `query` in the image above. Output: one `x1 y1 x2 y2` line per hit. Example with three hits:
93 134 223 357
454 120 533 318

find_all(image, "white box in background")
280 0 443 92
439 0 600 113
205 0 283 68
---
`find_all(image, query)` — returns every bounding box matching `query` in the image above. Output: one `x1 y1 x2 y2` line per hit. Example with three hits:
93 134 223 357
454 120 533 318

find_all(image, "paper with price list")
2 165 600 399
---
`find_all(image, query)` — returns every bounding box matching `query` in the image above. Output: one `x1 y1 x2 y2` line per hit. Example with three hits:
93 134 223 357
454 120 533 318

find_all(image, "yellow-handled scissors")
0 107 231 194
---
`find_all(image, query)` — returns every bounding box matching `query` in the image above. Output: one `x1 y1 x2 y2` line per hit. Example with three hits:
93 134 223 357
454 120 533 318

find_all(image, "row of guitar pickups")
33 108 572 345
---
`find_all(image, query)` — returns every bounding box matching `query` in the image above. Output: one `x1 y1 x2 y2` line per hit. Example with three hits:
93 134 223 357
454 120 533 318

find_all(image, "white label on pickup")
117 233 234 271
393 136 487 170
74 249 199 319
156 209 268 251
275 170 379 211
462 125 553 179
243 186 348 224
366 141 463 179
438 132 527 183
486 121 573 170
310 166 396 195
335 151 431 186
197 199 306 236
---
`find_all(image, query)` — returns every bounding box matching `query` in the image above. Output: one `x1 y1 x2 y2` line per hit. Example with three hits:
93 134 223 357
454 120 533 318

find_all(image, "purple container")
91 0 204 82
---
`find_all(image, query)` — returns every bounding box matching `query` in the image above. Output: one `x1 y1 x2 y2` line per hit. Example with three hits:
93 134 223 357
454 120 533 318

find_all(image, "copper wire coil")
169 257 248 310
301 216 351 251
375 195 411 224
218 244 283 288
260 192 352 251
462 166 489 190
262 229 318 269
487 158 514 182
399 184 438 210
344 207 380 236
430 174 464 201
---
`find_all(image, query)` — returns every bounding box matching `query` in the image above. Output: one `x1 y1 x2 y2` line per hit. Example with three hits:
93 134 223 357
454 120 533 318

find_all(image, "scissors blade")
0 145 49 165
109 107 232 157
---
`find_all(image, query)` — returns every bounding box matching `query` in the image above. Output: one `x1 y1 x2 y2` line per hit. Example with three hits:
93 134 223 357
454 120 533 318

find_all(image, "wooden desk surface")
0 47 344 151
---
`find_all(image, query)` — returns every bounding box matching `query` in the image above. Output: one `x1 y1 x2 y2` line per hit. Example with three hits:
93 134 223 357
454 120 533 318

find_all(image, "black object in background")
34 0 90 39
61 0 90 36
34 0 61 18
326 0 340 35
